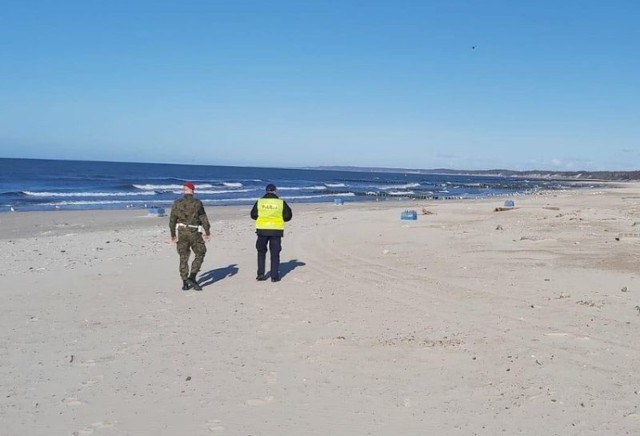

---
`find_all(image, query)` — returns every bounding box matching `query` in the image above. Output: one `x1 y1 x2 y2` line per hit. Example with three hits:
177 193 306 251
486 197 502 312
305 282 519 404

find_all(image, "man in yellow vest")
250 183 293 282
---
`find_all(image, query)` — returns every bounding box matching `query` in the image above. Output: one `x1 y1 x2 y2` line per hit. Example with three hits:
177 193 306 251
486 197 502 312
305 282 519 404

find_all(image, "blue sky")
0 0 638 170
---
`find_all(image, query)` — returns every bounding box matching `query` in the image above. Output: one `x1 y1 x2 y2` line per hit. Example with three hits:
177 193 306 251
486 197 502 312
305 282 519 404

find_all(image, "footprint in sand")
245 396 275 406
206 420 226 432
73 421 115 435
91 421 115 429
65 397 83 407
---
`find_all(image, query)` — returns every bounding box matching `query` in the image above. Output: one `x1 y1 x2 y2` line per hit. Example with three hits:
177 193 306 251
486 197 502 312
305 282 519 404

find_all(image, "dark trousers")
256 235 282 278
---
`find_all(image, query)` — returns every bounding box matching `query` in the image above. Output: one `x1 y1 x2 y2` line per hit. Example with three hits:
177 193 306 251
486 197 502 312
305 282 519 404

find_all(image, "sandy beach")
1 185 639 436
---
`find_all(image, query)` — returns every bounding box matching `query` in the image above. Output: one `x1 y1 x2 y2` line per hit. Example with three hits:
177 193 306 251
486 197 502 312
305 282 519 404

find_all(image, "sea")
0 158 585 213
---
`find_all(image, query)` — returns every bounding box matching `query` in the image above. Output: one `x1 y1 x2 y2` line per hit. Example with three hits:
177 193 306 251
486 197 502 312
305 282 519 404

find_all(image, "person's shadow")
279 259 306 279
199 264 239 287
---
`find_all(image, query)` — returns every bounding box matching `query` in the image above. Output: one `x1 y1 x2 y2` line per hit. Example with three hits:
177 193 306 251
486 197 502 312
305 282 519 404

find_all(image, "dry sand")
1 185 639 435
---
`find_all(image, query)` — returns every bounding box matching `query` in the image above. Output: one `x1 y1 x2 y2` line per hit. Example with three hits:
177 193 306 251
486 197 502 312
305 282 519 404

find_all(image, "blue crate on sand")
401 210 417 220
148 206 166 217
504 200 515 208
334 198 344 205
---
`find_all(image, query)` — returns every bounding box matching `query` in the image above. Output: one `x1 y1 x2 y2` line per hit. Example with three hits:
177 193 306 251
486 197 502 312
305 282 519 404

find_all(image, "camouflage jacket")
169 194 211 237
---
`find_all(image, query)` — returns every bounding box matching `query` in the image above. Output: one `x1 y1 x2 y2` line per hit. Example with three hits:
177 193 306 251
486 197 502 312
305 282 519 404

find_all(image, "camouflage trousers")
176 229 207 280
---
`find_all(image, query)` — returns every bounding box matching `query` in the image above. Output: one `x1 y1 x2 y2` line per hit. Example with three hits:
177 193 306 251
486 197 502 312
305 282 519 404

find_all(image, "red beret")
183 182 195 191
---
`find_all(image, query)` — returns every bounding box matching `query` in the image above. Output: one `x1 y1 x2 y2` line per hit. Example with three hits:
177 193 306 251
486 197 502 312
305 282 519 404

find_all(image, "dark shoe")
187 274 202 291
182 280 191 291
256 274 268 281
271 276 280 282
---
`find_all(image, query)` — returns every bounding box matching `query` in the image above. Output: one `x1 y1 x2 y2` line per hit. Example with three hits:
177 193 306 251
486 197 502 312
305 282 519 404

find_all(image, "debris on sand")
617 232 640 240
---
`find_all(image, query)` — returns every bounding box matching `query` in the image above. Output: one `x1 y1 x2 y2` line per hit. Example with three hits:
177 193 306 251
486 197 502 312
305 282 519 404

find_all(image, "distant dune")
308 166 640 181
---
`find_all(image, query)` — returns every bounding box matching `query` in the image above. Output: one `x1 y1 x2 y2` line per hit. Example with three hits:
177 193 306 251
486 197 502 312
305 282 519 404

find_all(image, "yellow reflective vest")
256 198 285 230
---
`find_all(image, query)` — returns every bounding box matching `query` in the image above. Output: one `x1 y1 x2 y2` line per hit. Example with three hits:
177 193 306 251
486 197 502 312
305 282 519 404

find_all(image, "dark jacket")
169 194 211 238
250 192 292 237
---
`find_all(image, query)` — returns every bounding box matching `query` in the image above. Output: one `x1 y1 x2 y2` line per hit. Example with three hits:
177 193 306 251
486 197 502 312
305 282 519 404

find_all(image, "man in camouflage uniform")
169 182 211 291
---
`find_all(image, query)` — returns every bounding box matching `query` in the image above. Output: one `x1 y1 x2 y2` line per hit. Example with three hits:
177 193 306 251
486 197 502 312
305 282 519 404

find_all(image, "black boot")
187 274 202 291
182 280 191 291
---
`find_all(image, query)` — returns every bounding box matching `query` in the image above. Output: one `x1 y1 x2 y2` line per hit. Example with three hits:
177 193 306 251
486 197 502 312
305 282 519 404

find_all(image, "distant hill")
308 166 640 181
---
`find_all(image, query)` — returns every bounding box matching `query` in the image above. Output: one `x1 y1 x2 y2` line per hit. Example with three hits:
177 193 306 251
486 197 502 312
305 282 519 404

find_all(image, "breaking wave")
23 191 157 197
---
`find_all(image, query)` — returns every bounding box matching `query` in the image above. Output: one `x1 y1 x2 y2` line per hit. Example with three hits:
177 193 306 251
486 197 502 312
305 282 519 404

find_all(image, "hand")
171 236 177 243
204 234 211 242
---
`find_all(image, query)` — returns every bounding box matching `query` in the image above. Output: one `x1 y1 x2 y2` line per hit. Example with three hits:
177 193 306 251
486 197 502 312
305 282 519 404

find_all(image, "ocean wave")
37 192 356 207
281 192 355 200
379 183 421 190
277 185 328 191
133 183 215 190
169 177 209 182
198 189 255 195
201 192 355 202
223 182 243 188
325 183 346 188
171 188 254 195
23 191 157 197
40 199 169 206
